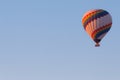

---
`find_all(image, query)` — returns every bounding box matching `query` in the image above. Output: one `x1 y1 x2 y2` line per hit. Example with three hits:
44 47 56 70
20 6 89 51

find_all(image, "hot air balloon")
82 9 112 47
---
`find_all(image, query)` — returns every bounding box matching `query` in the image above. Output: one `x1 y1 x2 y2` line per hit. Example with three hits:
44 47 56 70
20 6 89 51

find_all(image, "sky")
0 0 120 80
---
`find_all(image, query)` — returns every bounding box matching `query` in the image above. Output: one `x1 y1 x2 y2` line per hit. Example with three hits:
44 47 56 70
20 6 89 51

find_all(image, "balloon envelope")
82 9 112 47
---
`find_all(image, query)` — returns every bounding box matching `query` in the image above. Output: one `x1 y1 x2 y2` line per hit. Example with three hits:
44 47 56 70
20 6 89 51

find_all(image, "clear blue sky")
0 0 120 80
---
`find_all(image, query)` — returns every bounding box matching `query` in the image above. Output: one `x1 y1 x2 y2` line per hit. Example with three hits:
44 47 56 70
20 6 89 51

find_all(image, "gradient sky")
0 0 120 80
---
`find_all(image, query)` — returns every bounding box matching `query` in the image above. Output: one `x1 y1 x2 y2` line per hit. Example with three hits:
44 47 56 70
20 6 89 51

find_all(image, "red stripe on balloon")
91 23 112 39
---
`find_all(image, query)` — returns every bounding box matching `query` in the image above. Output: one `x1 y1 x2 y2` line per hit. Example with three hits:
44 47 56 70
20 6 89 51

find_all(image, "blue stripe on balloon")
95 27 111 39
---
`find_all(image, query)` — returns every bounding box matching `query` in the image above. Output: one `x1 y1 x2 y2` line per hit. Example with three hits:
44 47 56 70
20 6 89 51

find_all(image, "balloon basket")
95 43 100 47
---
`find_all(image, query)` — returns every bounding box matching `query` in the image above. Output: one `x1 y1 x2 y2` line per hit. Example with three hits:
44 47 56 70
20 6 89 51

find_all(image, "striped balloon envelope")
82 9 112 47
